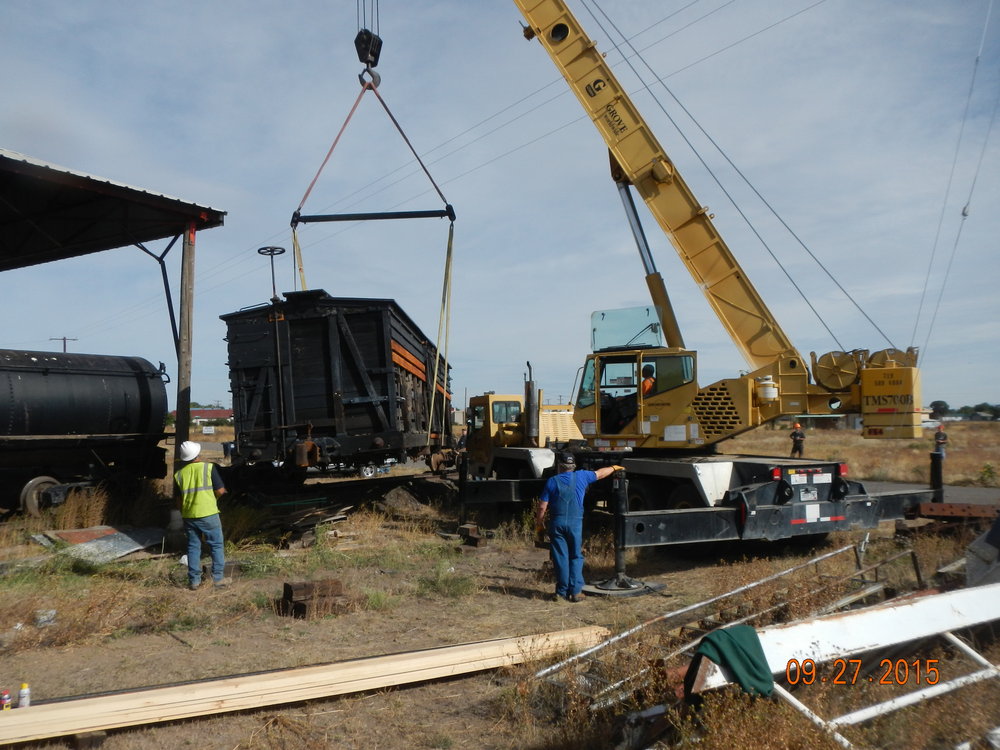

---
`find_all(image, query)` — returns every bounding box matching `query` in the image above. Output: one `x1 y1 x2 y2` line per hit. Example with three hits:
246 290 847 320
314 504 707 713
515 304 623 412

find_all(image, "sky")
2 0 998 413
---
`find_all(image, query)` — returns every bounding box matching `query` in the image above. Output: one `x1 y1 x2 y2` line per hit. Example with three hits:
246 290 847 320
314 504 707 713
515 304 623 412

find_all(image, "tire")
20 476 59 517
493 460 520 480
360 464 377 479
666 483 703 509
627 478 657 511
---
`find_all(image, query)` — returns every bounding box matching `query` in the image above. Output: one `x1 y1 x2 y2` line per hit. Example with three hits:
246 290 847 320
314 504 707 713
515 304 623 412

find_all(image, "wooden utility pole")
174 221 196 458
49 336 77 353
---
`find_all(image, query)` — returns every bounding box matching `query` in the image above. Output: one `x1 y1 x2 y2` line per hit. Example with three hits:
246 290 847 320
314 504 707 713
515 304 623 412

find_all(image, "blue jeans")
184 513 225 585
549 516 585 599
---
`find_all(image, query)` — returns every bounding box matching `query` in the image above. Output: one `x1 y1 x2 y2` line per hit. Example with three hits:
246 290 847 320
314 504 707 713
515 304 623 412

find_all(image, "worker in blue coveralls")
535 453 622 602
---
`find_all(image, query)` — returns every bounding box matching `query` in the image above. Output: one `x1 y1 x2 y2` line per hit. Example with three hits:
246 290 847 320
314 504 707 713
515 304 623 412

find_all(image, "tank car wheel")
360 464 377 479
20 476 59 517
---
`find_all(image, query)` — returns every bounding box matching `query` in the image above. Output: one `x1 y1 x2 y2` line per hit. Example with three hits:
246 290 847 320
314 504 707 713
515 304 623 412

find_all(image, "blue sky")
2 0 998 412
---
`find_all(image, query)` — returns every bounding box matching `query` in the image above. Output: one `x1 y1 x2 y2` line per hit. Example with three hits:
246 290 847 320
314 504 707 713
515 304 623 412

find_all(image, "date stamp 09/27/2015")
785 658 941 686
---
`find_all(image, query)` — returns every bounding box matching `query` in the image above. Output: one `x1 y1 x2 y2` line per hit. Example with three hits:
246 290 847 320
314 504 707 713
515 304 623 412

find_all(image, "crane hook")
359 65 381 88
355 28 382 88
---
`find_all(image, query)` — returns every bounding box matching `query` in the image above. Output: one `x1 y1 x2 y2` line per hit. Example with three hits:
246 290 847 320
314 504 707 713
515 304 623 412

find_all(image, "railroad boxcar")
221 291 452 483
0 349 168 514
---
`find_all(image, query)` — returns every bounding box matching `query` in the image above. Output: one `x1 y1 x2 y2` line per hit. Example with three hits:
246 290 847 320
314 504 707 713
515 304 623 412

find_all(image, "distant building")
170 408 233 425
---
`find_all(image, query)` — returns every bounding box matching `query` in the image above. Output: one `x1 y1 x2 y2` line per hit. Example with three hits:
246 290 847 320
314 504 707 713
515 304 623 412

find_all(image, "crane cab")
574 307 702 450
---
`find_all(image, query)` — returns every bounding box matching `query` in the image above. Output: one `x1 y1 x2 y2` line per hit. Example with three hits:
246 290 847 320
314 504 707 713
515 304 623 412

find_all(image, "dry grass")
723 421 1000 487
0 492 464 656
1 428 997 748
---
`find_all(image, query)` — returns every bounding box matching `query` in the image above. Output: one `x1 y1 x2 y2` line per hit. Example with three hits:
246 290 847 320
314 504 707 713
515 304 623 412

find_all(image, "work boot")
213 578 232 589
569 592 586 603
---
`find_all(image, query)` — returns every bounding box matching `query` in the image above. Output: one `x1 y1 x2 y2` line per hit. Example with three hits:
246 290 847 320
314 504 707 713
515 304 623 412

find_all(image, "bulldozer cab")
466 394 525 464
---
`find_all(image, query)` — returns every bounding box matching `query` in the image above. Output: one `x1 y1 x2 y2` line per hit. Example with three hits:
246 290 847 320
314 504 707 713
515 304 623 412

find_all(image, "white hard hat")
179 441 201 462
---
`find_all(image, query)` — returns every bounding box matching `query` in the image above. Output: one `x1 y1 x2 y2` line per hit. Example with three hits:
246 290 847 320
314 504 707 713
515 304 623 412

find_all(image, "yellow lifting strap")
291 226 308 291
427 220 455 449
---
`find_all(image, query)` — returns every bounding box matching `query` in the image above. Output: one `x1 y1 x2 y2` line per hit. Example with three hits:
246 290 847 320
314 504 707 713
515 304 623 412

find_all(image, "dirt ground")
0 462 995 750
0 471 723 750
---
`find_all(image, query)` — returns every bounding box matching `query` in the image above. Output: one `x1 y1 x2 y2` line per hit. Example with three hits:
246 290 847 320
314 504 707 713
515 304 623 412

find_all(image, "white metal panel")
695 583 1000 691
693 462 736 505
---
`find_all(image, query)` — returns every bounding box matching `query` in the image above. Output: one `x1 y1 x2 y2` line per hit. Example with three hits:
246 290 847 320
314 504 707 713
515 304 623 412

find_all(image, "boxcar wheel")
20 476 58 517
360 464 377 479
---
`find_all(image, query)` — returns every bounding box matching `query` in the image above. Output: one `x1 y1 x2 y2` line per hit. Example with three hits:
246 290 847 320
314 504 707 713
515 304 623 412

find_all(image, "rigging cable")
357 0 379 36
428 221 455 449
584 0 906 353
296 2 740 237
911 0 996 354
921 43 999 361
291 84 370 290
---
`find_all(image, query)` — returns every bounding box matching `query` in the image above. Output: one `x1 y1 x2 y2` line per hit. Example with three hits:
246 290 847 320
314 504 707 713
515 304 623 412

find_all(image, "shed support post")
174 221 196 463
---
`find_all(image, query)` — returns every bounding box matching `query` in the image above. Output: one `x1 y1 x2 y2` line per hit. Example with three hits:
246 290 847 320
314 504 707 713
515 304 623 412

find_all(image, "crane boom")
514 0 798 371
513 0 921 445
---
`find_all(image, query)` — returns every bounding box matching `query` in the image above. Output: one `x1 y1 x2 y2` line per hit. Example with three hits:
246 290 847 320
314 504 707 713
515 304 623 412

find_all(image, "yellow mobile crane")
483 0 935 541
514 0 921 451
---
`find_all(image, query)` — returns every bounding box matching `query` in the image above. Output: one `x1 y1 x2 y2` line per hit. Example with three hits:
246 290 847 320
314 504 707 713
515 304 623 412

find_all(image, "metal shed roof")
0 148 225 270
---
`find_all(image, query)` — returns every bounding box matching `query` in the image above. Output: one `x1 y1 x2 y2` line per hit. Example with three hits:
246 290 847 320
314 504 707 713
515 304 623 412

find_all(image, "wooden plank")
0 626 609 744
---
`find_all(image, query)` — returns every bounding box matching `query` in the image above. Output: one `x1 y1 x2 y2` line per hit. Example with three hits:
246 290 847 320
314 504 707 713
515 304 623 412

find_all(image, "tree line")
929 401 1000 420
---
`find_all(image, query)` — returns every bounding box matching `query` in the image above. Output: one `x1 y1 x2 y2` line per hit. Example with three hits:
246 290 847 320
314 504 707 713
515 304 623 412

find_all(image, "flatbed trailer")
458 454 939 548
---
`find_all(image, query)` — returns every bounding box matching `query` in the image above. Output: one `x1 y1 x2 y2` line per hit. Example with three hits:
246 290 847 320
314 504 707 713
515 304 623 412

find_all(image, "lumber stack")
279 578 348 618
0 626 609 745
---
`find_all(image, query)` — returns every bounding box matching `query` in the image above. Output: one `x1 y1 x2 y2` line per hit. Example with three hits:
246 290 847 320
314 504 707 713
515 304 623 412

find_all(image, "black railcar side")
222 291 452 481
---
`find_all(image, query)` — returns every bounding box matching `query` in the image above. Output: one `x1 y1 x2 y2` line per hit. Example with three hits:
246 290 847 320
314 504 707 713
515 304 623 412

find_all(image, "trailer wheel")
20 476 58 517
627 479 656 511
667 483 703 509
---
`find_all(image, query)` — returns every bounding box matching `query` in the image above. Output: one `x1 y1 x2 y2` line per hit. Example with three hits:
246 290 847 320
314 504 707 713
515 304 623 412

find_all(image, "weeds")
978 463 996 485
236 544 289 578
361 589 396 611
416 560 477 598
